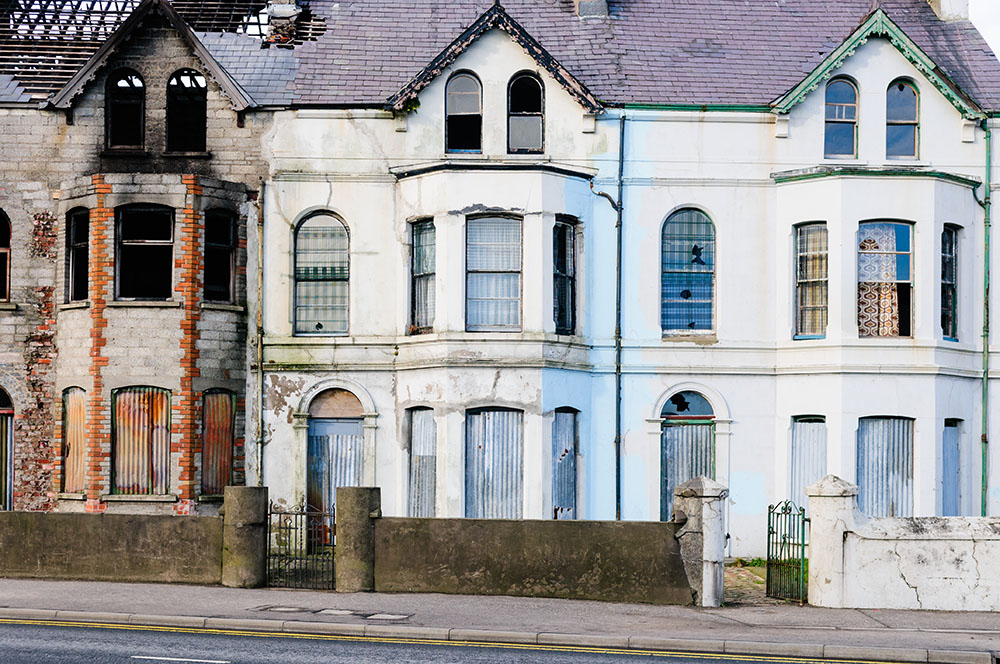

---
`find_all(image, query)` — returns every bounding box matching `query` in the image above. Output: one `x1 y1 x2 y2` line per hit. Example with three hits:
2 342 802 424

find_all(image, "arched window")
661 209 715 333
166 69 208 153
294 212 349 334
307 388 364 523
825 78 857 158
112 386 171 496
105 69 145 149
508 73 543 153
660 390 715 521
446 73 482 153
886 80 918 159
116 204 174 300
66 208 89 303
62 387 87 493
0 209 9 302
204 209 236 302
201 389 236 496
0 387 11 510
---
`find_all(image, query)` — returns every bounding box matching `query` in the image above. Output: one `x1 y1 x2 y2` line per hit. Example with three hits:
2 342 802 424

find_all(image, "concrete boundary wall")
807 475 1000 611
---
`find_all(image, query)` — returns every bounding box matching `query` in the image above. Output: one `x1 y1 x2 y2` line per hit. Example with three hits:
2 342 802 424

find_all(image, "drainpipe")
979 119 992 517
256 179 266 488
591 112 626 520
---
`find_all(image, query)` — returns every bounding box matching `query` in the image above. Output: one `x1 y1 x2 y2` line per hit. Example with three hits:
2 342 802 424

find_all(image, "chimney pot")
926 0 969 21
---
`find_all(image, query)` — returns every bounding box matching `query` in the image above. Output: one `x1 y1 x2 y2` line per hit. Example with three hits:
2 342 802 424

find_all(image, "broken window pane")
167 69 208 152
67 208 89 302
116 205 174 300
661 209 715 332
508 74 543 153
446 73 482 152
294 213 349 334
886 80 918 158
106 70 145 149
858 221 912 337
204 209 235 302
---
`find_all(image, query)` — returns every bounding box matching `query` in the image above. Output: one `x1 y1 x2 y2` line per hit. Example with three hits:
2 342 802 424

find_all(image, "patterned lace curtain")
858 223 900 337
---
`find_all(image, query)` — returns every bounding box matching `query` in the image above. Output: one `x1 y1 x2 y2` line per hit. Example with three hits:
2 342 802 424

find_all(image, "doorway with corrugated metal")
660 391 715 522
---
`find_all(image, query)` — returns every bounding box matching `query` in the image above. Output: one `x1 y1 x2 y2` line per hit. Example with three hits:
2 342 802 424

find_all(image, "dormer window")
106 69 145 150
446 73 482 153
886 79 918 159
167 69 208 153
824 78 857 158
508 73 543 153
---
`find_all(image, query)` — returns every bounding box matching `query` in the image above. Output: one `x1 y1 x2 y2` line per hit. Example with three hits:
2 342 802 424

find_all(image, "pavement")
0 577 997 663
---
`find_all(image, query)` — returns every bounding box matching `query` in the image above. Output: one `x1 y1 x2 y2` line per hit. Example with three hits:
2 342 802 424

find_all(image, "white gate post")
674 477 728 607
806 474 858 608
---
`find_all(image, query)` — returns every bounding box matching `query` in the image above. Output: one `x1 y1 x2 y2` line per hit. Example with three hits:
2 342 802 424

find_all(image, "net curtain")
858 223 900 337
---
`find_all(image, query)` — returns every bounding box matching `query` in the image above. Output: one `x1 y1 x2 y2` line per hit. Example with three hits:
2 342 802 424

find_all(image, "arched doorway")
0 388 12 510
306 388 364 517
660 390 715 521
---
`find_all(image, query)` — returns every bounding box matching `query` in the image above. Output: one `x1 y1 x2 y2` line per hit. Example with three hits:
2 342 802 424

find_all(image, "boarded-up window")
106 69 144 149
408 408 436 517
662 209 715 332
205 210 235 303
62 387 86 493
465 408 523 519
201 390 235 496
552 409 577 519
67 208 89 302
466 217 521 331
941 419 962 516
295 213 349 334
307 388 364 519
410 221 435 332
0 209 9 302
166 69 207 153
112 387 170 495
0 388 11 511
857 416 913 517
660 391 714 521
790 416 826 509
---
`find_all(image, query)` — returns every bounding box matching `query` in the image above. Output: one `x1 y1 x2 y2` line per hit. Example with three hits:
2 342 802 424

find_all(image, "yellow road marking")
0 617 897 664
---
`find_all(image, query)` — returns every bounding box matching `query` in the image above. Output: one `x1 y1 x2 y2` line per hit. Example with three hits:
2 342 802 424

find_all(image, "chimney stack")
926 0 969 21
267 0 300 44
574 0 608 18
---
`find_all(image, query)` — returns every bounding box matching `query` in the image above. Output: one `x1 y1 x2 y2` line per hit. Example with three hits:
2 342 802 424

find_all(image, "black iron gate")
766 500 808 603
266 502 335 590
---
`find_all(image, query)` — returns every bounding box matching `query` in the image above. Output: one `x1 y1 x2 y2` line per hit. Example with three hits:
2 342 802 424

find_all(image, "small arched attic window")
167 68 208 153
446 73 482 153
886 79 918 159
0 209 9 302
824 78 857 158
508 73 543 153
106 69 145 149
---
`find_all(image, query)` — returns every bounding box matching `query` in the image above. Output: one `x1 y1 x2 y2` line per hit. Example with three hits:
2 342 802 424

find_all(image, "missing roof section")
0 0 325 100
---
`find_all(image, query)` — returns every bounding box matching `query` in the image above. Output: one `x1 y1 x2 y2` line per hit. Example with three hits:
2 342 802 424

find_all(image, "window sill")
101 493 178 503
0 302 16 311
197 494 224 503
100 149 150 159
444 151 487 159
108 300 182 308
793 334 826 341
884 158 927 166
58 301 90 311
944 336 960 343
822 158 866 165
163 151 212 159
56 492 86 501
662 333 717 344
201 302 245 313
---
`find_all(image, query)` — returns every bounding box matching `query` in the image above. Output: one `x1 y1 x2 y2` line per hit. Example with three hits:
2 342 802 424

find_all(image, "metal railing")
266 501 335 590
766 500 809 603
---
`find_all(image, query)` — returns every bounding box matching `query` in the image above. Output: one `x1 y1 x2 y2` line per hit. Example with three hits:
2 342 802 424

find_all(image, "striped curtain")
113 387 170 495
857 417 913 517
796 224 828 336
465 409 523 518
660 423 714 521
62 388 86 493
201 391 235 496
408 409 436 517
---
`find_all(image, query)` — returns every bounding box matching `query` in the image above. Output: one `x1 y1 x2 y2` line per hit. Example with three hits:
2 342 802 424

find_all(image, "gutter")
978 120 992 517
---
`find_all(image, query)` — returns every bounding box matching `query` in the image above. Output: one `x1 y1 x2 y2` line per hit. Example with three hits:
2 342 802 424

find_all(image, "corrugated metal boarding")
62 388 86 493
113 387 170 495
0 412 10 511
552 410 577 519
790 417 826 511
660 422 714 521
942 420 961 516
465 409 523 519
408 408 436 518
201 390 235 495
306 419 364 513
857 417 913 517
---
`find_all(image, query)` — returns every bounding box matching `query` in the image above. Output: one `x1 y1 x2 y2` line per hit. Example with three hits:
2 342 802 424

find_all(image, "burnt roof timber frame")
386 1 602 114
48 0 255 111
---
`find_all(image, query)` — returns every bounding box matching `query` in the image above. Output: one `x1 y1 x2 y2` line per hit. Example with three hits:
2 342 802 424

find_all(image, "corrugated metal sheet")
408 408 436 517
942 421 961 516
552 410 577 519
307 419 363 513
201 391 235 496
790 418 826 510
857 417 913 517
113 387 170 495
62 388 86 494
660 423 714 521
465 409 523 519
0 413 10 510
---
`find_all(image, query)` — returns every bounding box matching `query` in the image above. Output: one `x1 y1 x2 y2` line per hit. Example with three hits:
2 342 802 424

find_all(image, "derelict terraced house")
2 0 1000 556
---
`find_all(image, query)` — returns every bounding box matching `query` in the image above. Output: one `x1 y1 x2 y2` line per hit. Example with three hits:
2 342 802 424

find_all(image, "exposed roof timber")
386 1 603 114
772 8 984 119
48 0 255 110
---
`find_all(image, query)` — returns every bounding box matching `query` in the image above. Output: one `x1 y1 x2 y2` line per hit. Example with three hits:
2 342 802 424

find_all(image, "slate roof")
1 0 999 111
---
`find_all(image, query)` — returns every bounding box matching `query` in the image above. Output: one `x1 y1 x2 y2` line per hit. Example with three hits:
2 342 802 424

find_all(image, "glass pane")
886 124 917 158
467 273 520 329
825 122 856 157
509 116 542 151
70 213 88 245
661 209 715 273
296 215 349 280
886 82 917 122
70 246 88 301
447 74 480 96
467 218 521 271
661 390 713 417
826 80 856 106
413 222 435 275
447 75 481 114
295 279 349 333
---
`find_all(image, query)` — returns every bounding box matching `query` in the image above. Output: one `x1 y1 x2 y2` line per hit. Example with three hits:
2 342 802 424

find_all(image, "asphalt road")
0 620 850 664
